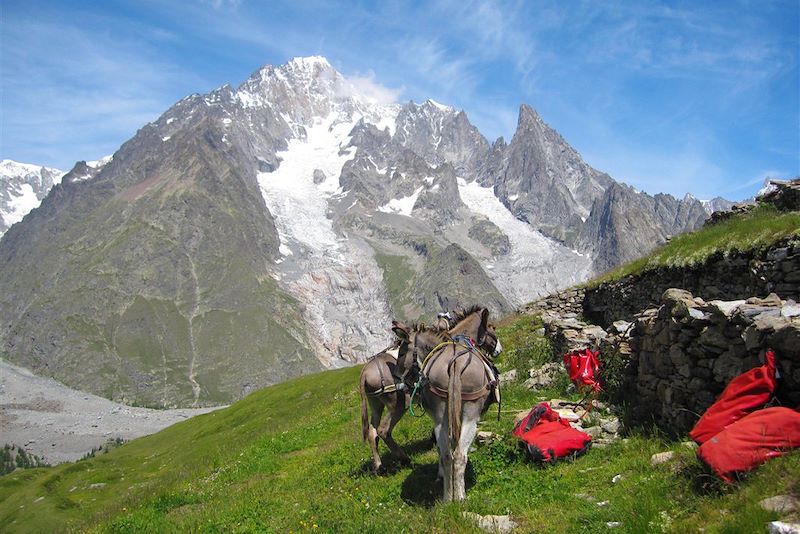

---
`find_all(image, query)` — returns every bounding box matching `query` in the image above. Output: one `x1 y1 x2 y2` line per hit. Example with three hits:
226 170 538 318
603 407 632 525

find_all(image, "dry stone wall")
520 287 585 318
522 234 800 436
626 289 799 435
583 240 800 328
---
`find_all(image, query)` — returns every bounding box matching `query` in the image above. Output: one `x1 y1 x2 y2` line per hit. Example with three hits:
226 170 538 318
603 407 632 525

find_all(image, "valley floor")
0 359 222 464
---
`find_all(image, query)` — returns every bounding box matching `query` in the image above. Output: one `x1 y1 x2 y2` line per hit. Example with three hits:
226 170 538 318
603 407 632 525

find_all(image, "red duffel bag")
697 406 800 483
690 349 778 445
512 402 592 463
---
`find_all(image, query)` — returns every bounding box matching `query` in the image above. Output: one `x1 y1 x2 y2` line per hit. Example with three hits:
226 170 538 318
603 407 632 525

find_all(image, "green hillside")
588 203 800 286
2 320 798 533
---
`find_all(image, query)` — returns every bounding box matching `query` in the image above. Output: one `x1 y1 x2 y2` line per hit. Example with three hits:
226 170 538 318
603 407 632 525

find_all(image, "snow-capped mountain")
0 56 708 407
0 160 64 235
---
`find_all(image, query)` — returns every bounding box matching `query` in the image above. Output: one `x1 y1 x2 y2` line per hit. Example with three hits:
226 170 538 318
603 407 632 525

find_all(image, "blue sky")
1 0 798 200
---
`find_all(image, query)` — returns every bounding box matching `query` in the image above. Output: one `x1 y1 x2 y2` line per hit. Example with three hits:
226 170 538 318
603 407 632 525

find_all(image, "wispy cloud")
1 0 796 200
1 12 207 168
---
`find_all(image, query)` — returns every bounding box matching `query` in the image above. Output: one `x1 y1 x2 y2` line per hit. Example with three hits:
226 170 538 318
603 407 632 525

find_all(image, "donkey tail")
448 354 464 451
359 371 369 442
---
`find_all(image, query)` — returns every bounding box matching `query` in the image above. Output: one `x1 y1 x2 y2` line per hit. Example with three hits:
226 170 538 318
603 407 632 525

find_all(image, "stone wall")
627 289 800 435
520 287 585 317
583 241 800 328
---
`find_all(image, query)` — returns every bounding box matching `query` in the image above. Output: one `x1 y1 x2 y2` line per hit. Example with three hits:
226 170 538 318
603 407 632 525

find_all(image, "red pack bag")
512 402 592 463
690 349 778 445
563 348 601 392
697 406 800 483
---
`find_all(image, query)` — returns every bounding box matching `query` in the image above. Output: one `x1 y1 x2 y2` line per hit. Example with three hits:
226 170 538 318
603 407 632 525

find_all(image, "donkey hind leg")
378 393 410 464
452 400 482 501
428 398 452 499
367 396 385 472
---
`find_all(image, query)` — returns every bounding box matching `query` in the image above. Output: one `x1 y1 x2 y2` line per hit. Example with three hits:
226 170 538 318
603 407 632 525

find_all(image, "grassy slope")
588 204 800 286
2 318 799 533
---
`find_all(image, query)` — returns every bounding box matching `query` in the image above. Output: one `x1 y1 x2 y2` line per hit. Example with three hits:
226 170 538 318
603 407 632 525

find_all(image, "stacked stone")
628 288 800 435
538 310 608 357
519 287 585 317
583 241 800 327
758 178 800 212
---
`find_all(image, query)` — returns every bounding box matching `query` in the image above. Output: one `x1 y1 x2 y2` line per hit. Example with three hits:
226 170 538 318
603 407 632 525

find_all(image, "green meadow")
2 314 797 533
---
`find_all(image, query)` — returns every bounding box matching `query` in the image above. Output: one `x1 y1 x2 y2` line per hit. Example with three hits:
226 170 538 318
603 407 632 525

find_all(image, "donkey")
411 307 500 501
358 307 501 474
359 322 414 473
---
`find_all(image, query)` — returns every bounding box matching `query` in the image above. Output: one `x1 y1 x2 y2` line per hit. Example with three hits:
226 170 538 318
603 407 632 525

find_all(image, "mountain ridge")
0 56 713 406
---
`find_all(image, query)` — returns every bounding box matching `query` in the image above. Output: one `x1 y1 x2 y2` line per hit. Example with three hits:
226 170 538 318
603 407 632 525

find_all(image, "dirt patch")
0 358 223 464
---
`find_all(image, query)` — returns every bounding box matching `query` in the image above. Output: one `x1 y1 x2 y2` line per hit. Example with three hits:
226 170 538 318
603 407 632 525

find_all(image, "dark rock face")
491 105 613 246
577 183 708 273
0 89 319 407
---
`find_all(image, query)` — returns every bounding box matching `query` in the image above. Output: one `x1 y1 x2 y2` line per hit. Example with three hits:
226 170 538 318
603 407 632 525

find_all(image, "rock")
312 168 326 184
583 325 608 340
760 495 800 514
699 326 732 351
462 512 518 533
612 320 632 334
769 521 800 534
708 300 746 318
525 362 564 390
583 426 603 438
601 418 621 434
650 451 675 465
688 307 710 321
477 431 501 445
783 303 800 318
499 369 518 385
553 409 583 422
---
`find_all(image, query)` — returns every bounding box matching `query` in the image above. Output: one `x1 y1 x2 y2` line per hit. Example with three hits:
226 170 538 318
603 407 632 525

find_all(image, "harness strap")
421 341 456 372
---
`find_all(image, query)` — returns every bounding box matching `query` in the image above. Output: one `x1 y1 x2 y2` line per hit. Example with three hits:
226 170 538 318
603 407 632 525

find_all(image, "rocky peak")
0 160 66 236
579 182 707 272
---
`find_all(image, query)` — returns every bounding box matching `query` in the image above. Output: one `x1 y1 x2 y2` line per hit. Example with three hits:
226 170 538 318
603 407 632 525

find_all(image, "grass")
1 318 798 533
587 204 800 287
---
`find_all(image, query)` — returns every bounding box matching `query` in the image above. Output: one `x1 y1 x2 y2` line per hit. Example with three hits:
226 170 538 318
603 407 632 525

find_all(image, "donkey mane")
451 305 484 323
412 321 450 335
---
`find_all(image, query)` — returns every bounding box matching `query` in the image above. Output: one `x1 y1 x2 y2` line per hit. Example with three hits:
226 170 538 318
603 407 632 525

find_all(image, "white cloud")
340 72 404 106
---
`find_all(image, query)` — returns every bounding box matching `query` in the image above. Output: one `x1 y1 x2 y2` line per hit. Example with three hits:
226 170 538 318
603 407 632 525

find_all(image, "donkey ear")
391 320 410 341
477 308 490 344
